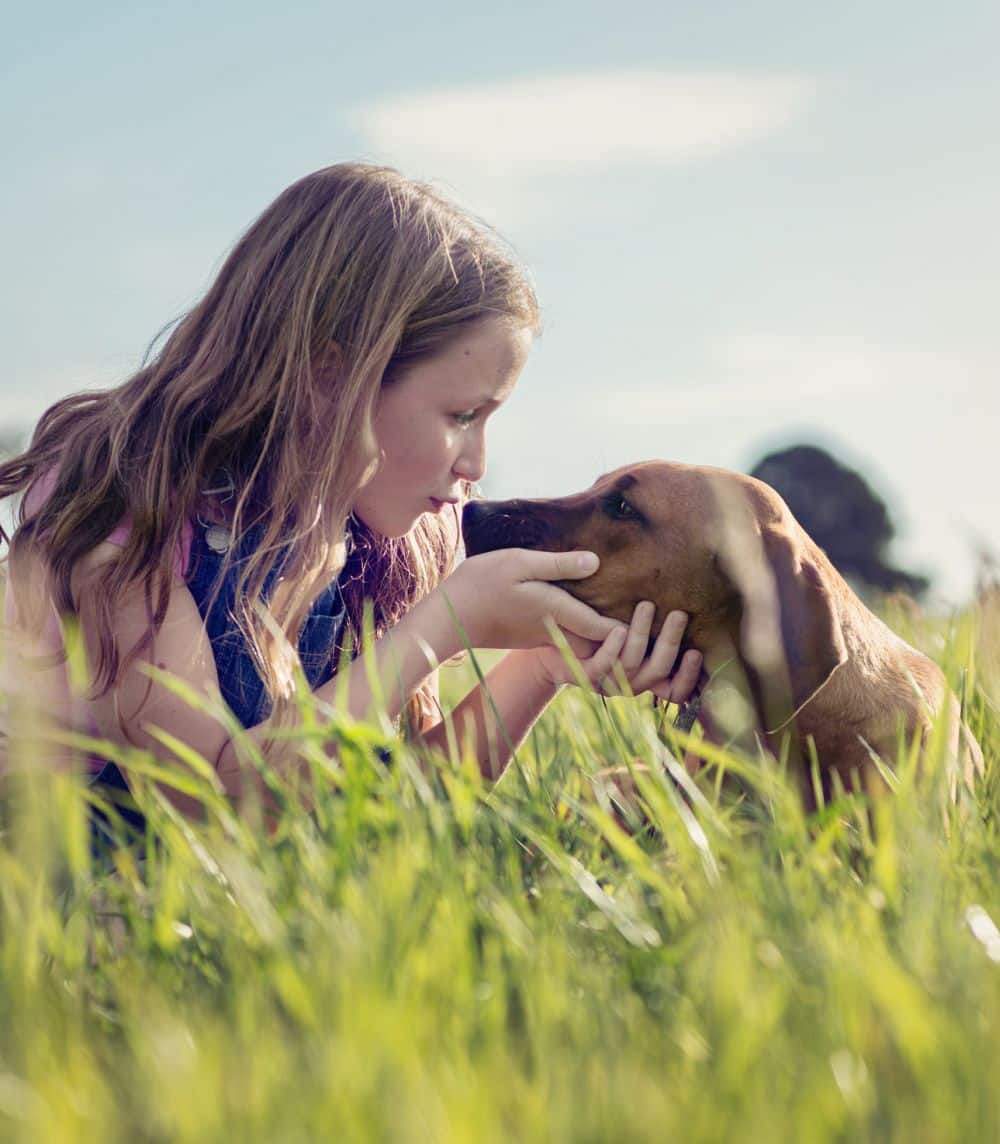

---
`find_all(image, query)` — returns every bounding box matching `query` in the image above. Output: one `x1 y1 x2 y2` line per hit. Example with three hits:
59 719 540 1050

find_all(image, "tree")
749 444 929 598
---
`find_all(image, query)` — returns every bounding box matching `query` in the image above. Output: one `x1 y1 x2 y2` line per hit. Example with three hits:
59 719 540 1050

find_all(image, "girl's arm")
58 544 622 815
415 648 570 780
417 607 703 781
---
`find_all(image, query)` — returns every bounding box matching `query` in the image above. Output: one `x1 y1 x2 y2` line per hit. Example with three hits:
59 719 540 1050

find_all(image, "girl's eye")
452 410 478 427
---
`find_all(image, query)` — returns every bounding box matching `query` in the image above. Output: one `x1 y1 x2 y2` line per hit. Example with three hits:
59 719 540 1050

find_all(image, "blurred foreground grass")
1 593 998 1143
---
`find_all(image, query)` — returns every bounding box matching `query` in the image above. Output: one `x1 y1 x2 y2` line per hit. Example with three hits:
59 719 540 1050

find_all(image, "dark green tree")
749 444 930 597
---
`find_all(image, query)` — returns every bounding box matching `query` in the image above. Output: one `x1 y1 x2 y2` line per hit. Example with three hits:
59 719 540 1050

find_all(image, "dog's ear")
758 525 848 715
717 516 848 730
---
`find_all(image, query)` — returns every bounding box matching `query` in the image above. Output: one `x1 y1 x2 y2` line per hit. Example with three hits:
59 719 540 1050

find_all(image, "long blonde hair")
0 163 541 733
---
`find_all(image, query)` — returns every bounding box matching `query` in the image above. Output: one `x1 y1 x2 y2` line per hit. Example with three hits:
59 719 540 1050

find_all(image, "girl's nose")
454 430 486 483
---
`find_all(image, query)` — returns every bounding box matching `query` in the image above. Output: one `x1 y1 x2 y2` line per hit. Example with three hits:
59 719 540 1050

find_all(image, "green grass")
1 597 999 1143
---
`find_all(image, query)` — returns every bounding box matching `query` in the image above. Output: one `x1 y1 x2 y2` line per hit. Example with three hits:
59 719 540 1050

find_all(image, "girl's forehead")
395 322 531 400
446 319 531 371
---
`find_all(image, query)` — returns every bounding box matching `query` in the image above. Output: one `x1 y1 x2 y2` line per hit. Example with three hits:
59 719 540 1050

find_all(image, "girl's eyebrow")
458 393 503 411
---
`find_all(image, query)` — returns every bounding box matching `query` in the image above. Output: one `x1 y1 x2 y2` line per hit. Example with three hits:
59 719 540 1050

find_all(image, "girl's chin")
350 507 421 540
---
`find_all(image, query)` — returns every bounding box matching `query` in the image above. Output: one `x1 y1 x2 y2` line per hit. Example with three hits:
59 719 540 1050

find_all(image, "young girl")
0 163 702 826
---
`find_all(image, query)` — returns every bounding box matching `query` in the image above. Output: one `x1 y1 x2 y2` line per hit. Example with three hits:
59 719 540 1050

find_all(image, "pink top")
3 471 195 769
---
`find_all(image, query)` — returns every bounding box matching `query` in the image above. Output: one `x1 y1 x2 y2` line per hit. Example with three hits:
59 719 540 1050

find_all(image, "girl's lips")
428 497 451 513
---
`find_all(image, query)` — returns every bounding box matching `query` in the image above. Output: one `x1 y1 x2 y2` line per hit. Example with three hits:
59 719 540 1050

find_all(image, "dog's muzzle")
462 499 555 556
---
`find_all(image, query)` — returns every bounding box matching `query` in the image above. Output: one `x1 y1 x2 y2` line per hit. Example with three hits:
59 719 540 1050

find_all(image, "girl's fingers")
630 609 687 692
518 548 600 582
664 648 703 704
620 601 655 675
552 594 703 703
586 625 628 686
548 591 622 643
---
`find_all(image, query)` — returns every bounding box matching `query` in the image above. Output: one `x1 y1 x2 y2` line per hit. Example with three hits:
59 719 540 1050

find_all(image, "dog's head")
462 460 848 723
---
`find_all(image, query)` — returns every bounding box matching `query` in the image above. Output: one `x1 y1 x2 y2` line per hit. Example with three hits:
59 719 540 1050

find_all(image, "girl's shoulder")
23 468 193 581
104 521 194 581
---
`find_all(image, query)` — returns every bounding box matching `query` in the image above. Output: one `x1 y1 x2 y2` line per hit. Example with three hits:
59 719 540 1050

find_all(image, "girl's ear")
311 340 345 381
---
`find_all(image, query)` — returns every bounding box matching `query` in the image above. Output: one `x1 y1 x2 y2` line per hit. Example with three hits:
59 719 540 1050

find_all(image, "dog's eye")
606 494 638 521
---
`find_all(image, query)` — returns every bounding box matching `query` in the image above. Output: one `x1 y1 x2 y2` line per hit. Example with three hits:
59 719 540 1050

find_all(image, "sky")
2 0 997 601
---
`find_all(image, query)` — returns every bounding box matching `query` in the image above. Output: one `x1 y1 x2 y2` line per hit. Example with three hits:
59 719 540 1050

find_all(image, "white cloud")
547 334 996 423
696 332 894 407
350 69 813 172
508 335 898 431
346 69 814 226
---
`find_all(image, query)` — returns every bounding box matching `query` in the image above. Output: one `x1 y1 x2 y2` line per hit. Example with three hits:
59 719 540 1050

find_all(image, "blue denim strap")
90 519 347 855
185 521 347 728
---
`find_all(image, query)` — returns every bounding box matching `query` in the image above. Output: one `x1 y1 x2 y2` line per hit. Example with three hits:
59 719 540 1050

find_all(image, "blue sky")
3 0 997 599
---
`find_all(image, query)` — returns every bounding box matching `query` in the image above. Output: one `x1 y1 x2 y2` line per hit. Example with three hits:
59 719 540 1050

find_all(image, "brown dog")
462 461 983 805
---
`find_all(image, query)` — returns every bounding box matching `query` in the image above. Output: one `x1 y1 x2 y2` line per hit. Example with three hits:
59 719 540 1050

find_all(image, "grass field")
1 591 998 1143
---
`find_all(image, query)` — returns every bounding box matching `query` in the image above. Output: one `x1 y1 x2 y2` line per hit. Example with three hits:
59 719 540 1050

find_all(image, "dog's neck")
690 613 835 747
691 599 940 759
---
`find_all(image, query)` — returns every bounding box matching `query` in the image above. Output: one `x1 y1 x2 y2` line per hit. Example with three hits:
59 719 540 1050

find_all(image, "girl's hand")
532 602 704 703
441 549 623 651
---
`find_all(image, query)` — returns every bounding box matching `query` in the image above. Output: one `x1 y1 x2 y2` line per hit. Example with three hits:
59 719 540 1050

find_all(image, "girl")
0 163 702 826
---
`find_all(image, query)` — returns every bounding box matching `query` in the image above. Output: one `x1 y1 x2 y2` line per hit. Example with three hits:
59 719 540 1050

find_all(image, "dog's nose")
461 500 494 533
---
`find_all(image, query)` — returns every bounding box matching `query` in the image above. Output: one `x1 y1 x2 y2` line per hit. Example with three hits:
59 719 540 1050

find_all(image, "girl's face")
353 318 532 538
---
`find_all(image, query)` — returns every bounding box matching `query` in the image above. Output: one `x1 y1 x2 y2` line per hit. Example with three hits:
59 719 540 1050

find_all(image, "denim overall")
91 518 347 845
